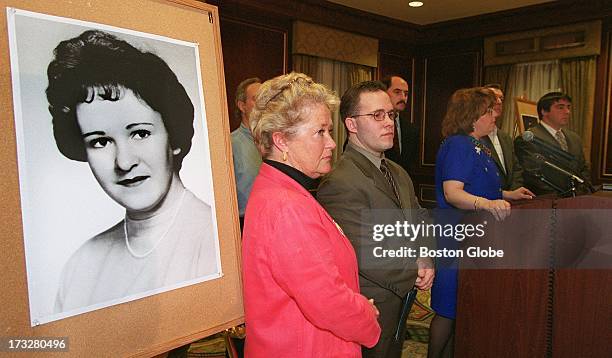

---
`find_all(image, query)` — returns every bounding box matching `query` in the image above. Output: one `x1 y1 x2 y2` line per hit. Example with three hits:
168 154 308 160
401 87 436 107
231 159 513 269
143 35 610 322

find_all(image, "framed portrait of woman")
1 0 243 356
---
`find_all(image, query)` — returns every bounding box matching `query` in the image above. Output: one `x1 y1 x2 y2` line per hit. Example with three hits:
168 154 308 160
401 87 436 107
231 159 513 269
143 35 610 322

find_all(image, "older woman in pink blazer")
242 72 381 357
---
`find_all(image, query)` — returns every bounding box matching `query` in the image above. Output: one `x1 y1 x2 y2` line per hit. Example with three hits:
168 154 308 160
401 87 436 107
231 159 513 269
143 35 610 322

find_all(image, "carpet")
402 288 434 357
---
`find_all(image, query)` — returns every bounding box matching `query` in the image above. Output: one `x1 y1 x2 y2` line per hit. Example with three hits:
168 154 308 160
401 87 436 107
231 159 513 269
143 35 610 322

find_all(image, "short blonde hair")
250 72 339 158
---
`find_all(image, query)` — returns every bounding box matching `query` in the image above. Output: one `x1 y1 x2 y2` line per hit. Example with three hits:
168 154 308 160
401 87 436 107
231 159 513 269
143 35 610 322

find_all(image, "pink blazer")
242 164 381 357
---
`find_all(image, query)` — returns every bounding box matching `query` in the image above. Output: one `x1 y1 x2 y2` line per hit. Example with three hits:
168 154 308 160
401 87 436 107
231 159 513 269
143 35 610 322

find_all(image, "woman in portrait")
428 87 534 357
47 30 217 312
242 72 381 357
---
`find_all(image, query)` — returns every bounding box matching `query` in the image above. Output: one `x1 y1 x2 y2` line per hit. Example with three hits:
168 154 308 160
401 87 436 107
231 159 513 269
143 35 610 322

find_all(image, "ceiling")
326 0 556 26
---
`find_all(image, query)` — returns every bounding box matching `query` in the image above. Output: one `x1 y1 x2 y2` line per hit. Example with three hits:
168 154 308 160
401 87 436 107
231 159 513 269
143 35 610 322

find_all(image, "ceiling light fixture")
408 1 424 7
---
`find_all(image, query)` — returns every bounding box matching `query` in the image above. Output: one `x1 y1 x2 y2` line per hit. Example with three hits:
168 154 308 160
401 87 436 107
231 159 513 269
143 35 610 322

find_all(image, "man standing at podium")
514 92 592 195
482 84 525 191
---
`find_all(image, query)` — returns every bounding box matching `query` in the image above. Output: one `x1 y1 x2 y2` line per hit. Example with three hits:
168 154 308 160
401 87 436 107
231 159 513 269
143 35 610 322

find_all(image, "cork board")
0 0 243 356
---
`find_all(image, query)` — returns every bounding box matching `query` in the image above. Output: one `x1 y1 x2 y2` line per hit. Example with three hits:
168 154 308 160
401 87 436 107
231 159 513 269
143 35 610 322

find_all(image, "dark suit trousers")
362 290 405 358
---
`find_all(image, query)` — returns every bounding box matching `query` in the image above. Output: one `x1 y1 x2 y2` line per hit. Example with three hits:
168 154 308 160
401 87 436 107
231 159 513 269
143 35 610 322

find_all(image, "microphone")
534 154 585 184
522 130 574 162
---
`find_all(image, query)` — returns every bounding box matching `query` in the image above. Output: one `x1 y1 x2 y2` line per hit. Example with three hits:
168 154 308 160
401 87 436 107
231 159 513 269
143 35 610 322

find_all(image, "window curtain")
485 58 596 161
496 60 562 135
484 63 512 130
484 64 512 93
293 54 375 162
560 57 596 159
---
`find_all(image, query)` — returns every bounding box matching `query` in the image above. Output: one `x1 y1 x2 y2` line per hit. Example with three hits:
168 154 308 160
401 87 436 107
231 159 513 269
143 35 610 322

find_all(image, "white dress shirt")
487 127 506 173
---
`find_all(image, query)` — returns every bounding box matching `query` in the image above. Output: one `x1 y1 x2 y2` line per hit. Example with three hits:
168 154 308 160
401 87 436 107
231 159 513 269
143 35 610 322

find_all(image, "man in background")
482 84 525 190
381 75 419 173
231 77 262 228
318 80 434 358
514 91 592 195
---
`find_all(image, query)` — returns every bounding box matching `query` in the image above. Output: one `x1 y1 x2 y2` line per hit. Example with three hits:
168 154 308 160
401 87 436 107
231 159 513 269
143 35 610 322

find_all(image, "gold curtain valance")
292 21 378 68
484 21 601 66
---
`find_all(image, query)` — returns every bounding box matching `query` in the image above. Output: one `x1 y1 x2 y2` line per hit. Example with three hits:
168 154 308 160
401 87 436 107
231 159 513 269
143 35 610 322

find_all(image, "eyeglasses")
351 110 398 121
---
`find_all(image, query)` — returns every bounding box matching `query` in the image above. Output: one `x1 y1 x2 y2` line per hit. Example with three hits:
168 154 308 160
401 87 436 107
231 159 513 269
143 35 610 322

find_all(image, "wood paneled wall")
210 0 420 132
220 18 288 131
410 40 483 205
592 18 612 185
212 1 292 131
419 0 612 44
417 0 612 188
209 0 419 43
211 0 612 187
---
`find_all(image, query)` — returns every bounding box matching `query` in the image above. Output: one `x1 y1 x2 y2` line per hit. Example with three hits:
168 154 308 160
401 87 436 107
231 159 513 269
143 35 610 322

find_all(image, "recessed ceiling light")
408 1 424 7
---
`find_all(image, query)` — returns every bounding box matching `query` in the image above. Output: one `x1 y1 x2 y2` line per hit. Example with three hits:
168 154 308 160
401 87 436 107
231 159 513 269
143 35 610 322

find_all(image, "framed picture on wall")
521 114 539 132
515 97 538 134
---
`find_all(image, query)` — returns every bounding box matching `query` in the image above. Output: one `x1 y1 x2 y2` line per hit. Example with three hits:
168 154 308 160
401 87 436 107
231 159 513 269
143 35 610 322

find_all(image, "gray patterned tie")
555 130 568 151
380 159 401 206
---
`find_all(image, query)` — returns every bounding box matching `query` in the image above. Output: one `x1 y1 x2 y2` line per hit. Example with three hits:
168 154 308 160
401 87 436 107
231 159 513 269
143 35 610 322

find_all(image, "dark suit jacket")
514 123 592 195
385 112 418 173
317 144 431 357
481 130 524 190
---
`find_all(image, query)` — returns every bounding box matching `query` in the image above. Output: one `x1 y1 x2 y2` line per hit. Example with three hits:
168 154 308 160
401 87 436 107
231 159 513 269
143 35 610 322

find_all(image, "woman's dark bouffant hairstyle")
46 30 194 171
441 87 496 138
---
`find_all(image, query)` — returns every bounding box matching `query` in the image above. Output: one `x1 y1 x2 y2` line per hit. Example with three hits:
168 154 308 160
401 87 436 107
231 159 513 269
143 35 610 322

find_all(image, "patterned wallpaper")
293 21 378 68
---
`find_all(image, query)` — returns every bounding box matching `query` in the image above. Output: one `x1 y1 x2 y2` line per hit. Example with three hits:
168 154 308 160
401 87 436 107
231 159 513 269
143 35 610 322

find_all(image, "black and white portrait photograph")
7 8 222 326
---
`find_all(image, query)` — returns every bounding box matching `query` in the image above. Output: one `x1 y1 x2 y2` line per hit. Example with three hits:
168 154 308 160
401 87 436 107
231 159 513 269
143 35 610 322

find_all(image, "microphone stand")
534 173 569 196
535 156 586 197
561 179 577 198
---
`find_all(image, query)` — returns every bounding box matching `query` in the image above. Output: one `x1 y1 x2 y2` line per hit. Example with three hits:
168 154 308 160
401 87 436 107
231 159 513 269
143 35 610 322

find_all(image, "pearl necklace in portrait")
124 189 187 258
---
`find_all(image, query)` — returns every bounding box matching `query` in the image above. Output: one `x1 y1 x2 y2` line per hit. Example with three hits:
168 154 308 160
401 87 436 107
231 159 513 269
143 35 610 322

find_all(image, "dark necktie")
480 135 493 150
481 135 506 173
392 121 400 156
380 159 401 206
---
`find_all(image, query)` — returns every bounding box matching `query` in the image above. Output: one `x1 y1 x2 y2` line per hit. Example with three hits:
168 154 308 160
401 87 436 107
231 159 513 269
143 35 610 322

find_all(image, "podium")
455 194 612 357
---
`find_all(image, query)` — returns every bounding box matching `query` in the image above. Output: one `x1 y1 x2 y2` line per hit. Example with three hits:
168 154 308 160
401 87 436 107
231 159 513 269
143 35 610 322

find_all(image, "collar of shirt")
394 117 402 152
348 141 383 169
541 121 563 139
239 122 254 140
487 126 498 139
487 127 506 172
263 159 319 194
